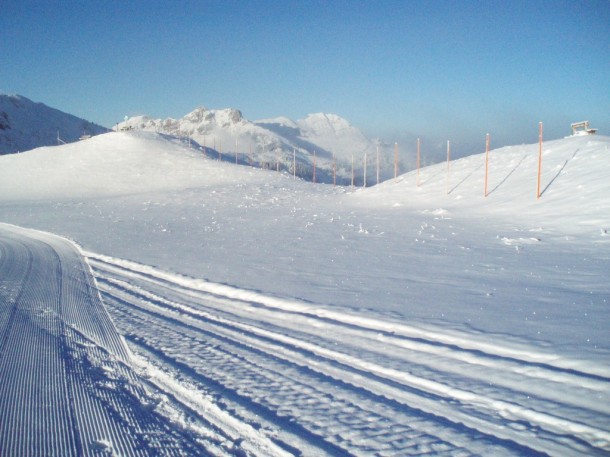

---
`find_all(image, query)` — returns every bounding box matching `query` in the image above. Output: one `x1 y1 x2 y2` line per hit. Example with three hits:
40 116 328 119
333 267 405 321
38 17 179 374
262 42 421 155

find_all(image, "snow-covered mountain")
118 106 392 184
0 94 109 155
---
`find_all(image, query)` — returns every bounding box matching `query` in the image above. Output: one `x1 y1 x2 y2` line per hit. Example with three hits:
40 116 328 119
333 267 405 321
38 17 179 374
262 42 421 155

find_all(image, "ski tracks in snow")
87 252 610 457
0 224 206 457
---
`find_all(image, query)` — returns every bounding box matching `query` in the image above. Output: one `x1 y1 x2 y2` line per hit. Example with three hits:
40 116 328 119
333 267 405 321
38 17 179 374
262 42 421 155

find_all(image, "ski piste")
1 131 609 456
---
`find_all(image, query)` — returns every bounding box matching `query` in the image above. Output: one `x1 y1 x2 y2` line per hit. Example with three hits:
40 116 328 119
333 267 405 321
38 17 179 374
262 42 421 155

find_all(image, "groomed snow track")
86 251 610 456
0 224 205 457
1 222 609 456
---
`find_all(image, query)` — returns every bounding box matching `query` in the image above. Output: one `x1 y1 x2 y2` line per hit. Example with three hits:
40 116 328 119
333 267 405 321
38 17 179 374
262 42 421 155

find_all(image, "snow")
116 105 386 184
0 224 203 456
0 94 108 154
1 130 609 456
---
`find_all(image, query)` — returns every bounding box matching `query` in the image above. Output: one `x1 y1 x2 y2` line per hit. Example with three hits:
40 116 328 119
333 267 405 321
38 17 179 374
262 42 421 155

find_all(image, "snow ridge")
0 94 108 155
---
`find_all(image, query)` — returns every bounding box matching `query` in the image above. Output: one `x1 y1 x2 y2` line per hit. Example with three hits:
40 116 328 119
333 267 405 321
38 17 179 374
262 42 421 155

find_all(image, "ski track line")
97 276 610 456
0 225 213 457
92 260 609 416
91 259 610 456
88 252 610 419
101 285 518 457
129 347 298 457
127 337 343 457
86 251 610 381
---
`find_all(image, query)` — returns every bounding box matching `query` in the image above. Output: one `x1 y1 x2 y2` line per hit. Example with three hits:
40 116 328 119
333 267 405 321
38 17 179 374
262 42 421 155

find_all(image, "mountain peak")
183 106 208 123
117 103 378 182
298 113 353 136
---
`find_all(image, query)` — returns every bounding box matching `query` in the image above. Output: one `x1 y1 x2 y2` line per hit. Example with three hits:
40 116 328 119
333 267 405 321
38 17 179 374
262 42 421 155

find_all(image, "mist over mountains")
1 94 405 184
118 106 399 185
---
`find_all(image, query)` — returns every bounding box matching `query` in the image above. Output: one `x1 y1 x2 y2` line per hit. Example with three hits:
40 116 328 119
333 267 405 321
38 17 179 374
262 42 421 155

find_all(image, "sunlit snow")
1 130 609 456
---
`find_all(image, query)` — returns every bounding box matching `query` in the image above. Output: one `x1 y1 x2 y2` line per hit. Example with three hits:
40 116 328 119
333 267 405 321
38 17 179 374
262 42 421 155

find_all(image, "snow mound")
356 135 610 235
0 130 271 200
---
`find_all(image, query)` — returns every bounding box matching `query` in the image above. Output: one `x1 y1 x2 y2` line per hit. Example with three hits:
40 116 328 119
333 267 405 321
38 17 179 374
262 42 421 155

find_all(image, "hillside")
0 131 609 456
0 94 108 154
117 106 391 184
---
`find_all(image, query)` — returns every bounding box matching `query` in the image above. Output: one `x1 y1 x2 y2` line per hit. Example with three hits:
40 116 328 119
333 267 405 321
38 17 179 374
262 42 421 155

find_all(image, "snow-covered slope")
0 94 108 154
117 106 384 184
1 131 609 456
357 135 610 236
0 224 206 456
0 130 240 200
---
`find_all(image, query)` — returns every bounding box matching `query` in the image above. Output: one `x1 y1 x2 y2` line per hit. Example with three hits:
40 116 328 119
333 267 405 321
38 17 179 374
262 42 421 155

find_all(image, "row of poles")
188 122 547 198
384 121 545 200
482 122 544 199
444 121 545 199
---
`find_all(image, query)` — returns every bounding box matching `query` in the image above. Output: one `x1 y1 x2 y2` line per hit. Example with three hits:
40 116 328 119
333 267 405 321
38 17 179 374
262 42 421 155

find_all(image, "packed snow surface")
1 130 609 456
0 224 205 456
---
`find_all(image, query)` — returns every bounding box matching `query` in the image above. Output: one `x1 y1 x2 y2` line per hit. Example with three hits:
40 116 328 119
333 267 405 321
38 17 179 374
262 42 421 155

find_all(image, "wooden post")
446 140 451 195
484 133 490 197
537 122 543 199
416 138 421 187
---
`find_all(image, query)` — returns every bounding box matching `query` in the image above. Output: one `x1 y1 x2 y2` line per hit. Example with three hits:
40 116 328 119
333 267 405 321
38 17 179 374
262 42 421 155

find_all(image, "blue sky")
2 0 608 158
